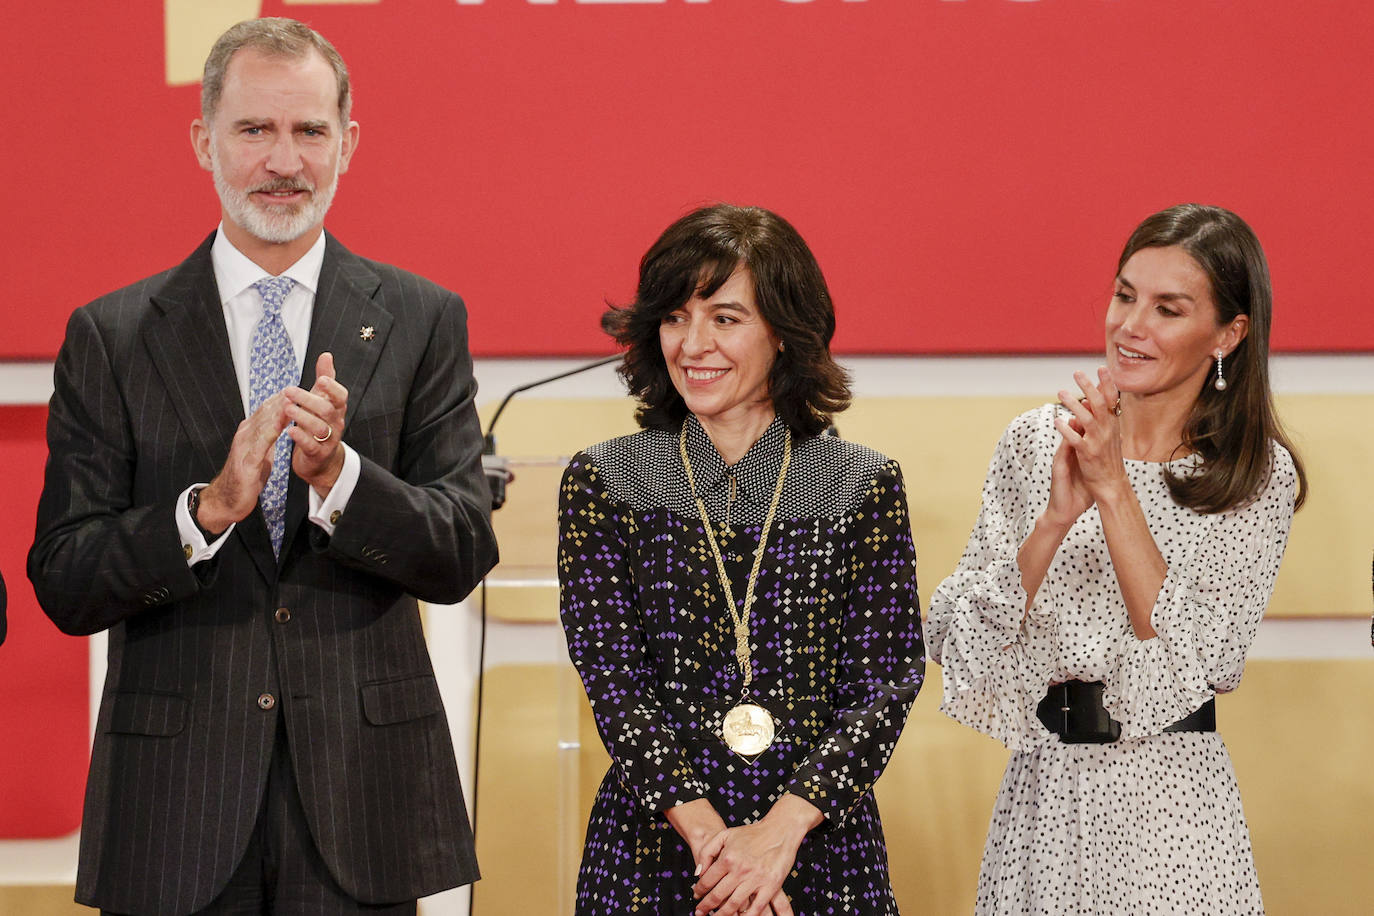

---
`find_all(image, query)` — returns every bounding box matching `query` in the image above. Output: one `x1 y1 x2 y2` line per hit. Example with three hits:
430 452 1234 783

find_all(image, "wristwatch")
187 486 218 540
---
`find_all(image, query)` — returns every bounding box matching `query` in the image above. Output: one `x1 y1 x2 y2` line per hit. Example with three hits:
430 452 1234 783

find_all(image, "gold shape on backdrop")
164 1 381 88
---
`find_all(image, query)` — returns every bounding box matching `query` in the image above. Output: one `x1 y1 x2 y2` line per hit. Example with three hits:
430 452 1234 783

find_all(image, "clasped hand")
667 795 821 916
195 352 349 534
692 817 800 916
1048 367 1129 528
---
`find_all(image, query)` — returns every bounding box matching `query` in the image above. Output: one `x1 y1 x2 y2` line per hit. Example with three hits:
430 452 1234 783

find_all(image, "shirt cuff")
176 484 233 565
309 444 360 535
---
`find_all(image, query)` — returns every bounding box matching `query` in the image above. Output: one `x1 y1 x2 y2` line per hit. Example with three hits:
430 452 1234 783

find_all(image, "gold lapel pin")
360 325 375 341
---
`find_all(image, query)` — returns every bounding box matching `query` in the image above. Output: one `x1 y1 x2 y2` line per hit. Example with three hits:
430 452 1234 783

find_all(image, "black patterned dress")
558 415 924 915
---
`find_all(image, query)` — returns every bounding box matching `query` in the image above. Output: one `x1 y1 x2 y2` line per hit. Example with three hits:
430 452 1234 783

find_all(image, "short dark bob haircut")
1120 203 1306 513
602 203 851 438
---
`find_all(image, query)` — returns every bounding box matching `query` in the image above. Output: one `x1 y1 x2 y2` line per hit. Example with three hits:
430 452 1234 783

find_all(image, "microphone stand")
469 352 620 915
480 354 622 512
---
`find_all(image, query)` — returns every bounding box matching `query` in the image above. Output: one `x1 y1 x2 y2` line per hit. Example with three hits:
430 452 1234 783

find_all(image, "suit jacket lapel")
144 234 240 466
143 232 278 583
280 234 394 559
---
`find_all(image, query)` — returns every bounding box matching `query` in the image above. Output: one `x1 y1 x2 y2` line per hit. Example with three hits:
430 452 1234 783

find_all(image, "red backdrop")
2 0 1372 360
3 0 1373 840
0 408 88 837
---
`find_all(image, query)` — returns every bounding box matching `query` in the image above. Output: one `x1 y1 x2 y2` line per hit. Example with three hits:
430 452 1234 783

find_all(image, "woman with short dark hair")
602 203 851 438
928 203 1306 915
560 203 923 915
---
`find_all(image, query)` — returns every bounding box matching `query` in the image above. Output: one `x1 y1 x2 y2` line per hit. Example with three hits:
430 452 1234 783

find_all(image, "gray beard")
211 152 339 244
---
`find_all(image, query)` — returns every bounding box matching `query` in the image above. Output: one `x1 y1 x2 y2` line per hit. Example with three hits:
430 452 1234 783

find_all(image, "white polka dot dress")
926 404 1298 915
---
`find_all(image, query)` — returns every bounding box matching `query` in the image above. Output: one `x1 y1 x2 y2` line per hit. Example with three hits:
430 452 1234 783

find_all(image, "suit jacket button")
257 693 276 710
274 607 291 624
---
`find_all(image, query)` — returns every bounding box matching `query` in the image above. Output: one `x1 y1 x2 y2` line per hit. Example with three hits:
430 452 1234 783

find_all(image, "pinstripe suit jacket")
28 232 498 915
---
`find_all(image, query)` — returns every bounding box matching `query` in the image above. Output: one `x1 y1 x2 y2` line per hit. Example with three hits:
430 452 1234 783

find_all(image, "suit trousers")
104 719 419 916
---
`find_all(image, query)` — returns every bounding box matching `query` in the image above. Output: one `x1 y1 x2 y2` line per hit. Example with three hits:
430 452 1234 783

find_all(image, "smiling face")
659 265 780 434
191 48 358 263
1106 245 1248 401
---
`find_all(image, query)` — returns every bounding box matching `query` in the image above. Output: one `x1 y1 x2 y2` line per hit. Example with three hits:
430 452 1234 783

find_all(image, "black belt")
1036 680 1215 744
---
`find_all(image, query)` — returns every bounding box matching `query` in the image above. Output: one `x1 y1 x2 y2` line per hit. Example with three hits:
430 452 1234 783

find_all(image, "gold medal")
680 421 792 761
722 702 775 757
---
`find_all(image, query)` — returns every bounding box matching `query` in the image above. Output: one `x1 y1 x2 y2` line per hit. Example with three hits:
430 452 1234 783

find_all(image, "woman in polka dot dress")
927 204 1307 915
559 204 924 915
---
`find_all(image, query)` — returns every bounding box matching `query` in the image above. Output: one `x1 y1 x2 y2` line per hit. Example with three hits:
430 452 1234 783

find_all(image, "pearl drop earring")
1213 350 1227 391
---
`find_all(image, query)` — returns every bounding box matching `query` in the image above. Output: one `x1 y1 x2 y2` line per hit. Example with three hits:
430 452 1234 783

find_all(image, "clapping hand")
285 352 349 494
1018 366 1133 610
195 391 291 534
1053 367 1128 512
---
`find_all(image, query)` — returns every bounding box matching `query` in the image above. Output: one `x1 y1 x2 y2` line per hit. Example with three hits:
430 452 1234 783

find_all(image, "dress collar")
681 413 790 504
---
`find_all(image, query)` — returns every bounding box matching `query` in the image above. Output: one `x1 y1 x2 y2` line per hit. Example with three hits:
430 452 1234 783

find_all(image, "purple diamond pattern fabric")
249 276 298 556
558 416 925 914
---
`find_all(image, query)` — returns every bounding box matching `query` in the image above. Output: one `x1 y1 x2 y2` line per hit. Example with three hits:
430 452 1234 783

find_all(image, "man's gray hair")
201 18 351 126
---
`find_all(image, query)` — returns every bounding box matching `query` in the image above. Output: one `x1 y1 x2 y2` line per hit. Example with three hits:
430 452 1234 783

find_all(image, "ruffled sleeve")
1103 445 1298 738
926 409 1058 750
558 453 711 812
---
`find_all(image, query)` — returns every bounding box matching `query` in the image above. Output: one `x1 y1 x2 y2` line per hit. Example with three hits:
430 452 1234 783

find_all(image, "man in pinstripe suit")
28 19 497 915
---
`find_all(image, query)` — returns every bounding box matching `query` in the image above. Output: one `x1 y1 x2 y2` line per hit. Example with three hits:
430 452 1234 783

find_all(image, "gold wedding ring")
1079 396 1123 416
313 425 333 443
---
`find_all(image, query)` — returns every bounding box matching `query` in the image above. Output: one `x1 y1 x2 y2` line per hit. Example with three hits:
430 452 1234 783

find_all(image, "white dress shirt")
176 227 361 564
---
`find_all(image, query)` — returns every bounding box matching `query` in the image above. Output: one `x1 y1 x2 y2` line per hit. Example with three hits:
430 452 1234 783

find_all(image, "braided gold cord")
679 423 791 692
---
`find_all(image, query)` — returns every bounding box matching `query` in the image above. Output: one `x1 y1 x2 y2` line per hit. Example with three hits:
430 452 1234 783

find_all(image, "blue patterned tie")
250 277 299 556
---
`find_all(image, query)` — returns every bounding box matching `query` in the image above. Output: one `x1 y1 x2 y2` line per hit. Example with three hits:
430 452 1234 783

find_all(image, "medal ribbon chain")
679 422 792 690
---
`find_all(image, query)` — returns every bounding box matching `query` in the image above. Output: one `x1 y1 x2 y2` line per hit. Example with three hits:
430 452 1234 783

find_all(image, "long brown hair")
602 204 851 437
1119 204 1307 512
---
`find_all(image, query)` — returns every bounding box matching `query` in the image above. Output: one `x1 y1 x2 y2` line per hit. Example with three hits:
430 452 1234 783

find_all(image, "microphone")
481 435 513 512
480 354 621 511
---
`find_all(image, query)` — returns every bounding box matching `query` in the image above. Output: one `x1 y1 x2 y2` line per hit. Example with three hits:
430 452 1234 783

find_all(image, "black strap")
1036 680 1215 744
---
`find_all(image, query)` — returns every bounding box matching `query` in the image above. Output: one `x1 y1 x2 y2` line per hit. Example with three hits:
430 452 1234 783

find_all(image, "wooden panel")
1270 395 1374 617
480 394 1374 620
875 675 1008 914
1227 659 1374 914
472 390 1373 914
23 657 1367 912
469 657 1374 915
0 886 86 915
471 664 585 916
